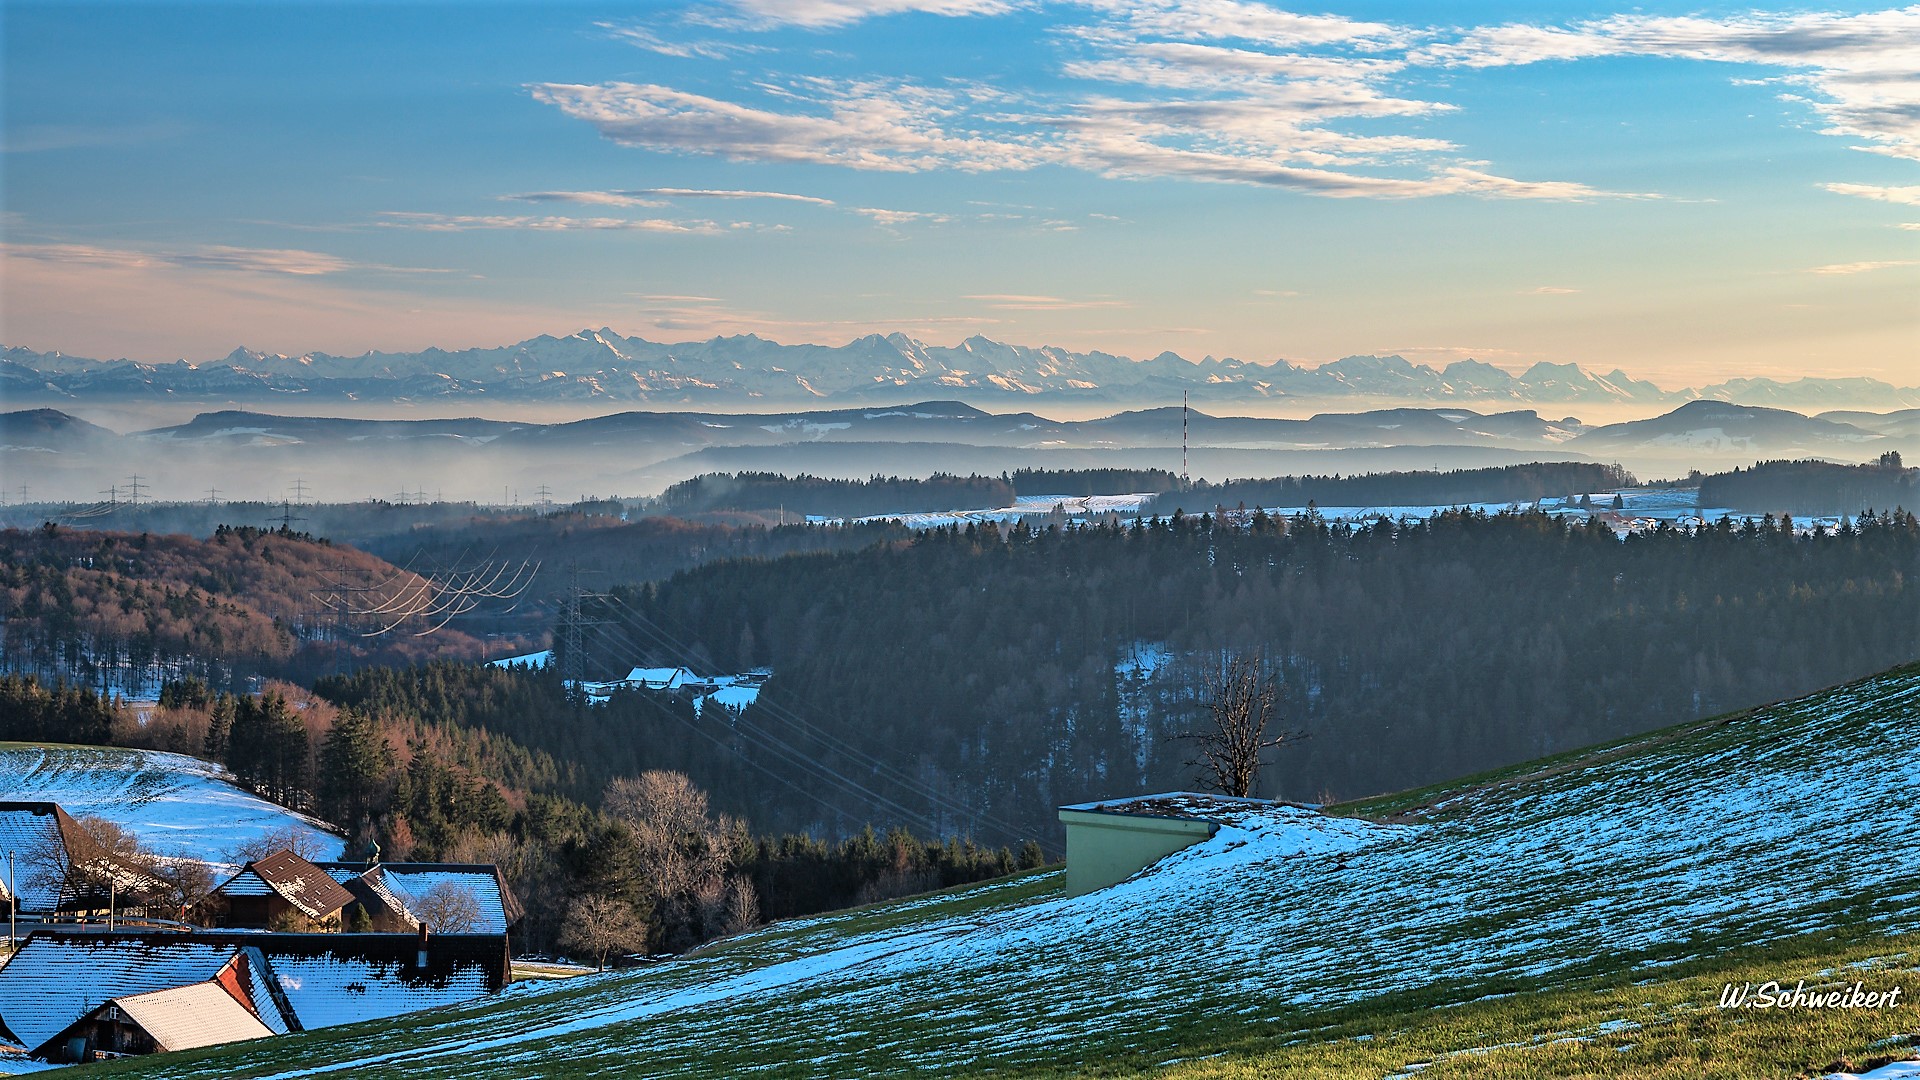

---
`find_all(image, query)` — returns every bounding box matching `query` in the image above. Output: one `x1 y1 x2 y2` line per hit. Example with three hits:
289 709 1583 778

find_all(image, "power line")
565 612 959 840
587 593 1034 847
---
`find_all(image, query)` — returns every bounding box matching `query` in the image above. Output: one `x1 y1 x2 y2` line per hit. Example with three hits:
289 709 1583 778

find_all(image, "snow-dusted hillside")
102 663 1920 1078
0 744 341 861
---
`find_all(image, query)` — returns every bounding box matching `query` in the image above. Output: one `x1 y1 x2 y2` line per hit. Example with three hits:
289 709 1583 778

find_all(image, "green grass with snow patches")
94 664 1920 1079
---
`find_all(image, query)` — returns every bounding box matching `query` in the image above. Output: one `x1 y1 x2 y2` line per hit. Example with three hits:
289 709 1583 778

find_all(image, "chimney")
415 922 430 968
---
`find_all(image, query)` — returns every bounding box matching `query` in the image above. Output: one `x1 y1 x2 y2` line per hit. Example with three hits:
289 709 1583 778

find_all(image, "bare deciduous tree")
602 770 756 949
410 881 484 932
1174 651 1302 798
223 825 335 868
561 894 647 971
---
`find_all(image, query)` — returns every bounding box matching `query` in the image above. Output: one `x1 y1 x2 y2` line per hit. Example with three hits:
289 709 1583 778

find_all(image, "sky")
2 0 1916 387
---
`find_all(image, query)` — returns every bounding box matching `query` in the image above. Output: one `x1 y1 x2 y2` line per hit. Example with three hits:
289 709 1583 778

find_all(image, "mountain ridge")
9 330 1918 410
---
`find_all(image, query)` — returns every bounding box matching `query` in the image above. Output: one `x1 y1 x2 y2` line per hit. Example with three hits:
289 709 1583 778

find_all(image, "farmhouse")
212 849 355 930
42 970 276 1062
0 801 155 917
0 928 509 1062
320 861 524 935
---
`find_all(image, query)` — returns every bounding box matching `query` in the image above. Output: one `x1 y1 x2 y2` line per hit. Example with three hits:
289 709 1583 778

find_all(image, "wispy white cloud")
1526 285 1581 295
1809 258 1917 274
595 21 766 59
852 207 952 225
1075 0 1408 51
376 211 732 233
703 0 1019 30
529 80 1042 173
0 241 442 276
534 4 1913 204
1824 181 1920 205
505 188 836 207
1899 222 1920 229
1419 10 1920 163
965 293 1127 310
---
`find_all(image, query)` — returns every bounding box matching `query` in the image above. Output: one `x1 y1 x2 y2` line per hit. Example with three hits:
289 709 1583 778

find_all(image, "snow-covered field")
812 492 1159 530
0 744 341 862
118 663 1920 1078
808 485 1856 539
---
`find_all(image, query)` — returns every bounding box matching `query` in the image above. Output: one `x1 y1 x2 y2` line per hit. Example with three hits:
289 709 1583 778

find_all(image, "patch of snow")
487 650 551 669
0 745 341 860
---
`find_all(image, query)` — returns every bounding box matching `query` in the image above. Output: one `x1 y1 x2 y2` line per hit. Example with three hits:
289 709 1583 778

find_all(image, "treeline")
648 462 1632 522
1007 468 1178 496
0 674 116 744
585 506 1919 841
1148 461 1636 514
1698 454 1915 516
656 472 1014 519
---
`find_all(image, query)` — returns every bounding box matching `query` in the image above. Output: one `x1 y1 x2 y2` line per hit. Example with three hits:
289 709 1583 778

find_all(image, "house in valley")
0 801 159 919
212 849 355 930
0 928 509 1063
41 970 276 1062
319 861 523 935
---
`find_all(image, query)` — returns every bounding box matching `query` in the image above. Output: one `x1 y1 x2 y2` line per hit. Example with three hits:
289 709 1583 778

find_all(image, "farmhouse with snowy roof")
0 929 509 1063
213 849 356 930
0 801 156 917
319 861 524 935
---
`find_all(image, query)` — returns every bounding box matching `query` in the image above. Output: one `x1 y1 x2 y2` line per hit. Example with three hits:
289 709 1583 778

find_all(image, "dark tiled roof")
218 850 355 919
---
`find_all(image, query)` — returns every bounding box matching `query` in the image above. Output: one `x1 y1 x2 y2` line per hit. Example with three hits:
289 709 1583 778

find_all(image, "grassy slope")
109 665 1920 1080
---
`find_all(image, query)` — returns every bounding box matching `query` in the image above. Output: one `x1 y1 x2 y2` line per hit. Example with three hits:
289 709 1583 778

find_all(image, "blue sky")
3 1 1915 385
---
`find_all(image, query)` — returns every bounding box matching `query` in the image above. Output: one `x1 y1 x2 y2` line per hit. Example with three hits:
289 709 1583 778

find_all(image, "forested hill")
578 509 1919 841
0 525 498 691
648 462 1631 521
1698 454 1916 515
1153 461 1633 513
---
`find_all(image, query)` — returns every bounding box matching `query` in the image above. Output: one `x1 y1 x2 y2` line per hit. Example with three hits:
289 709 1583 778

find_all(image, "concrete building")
1058 793 1275 897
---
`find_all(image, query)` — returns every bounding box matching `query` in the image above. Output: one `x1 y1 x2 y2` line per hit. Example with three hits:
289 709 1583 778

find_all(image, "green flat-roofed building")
1059 793 1273 897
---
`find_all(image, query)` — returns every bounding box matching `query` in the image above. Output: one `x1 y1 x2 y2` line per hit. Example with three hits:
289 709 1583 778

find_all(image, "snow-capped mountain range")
7 329 1917 409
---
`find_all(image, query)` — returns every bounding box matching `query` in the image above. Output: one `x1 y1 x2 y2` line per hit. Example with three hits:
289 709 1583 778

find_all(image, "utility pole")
125 475 147 505
558 563 606 686
205 487 222 506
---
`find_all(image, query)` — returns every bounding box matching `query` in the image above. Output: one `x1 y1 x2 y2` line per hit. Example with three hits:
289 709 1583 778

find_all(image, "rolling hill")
0 743 339 863
91 661 1920 1078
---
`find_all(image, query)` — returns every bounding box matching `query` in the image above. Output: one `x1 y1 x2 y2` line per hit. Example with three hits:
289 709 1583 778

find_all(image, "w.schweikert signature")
1720 981 1906 1009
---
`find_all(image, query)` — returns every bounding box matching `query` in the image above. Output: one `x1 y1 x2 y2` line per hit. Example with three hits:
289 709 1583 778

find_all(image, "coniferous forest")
570 507 1919 842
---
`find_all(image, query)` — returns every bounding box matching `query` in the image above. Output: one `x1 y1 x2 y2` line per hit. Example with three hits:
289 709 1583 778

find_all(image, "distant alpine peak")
4 333 1917 410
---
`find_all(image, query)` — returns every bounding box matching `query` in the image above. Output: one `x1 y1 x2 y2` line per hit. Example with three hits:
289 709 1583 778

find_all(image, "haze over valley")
3 0 1917 1077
